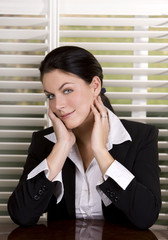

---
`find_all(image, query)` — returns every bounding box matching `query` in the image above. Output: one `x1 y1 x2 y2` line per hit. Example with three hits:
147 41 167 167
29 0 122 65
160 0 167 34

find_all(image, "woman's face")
42 69 99 129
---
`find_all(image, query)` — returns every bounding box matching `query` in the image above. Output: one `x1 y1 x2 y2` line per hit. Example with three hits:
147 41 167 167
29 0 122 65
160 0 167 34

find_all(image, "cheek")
75 93 93 116
76 89 93 104
48 101 56 112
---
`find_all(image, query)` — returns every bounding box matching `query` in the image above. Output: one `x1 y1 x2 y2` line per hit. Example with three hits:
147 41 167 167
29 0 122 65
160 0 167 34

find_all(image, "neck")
73 112 94 145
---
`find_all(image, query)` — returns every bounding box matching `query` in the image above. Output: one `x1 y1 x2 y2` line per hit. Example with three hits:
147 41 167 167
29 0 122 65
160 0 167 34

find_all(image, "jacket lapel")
62 158 76 218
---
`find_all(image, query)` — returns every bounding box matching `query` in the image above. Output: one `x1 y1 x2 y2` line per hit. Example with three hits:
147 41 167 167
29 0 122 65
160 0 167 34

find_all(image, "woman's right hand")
48 108 76 148
46 109 76 181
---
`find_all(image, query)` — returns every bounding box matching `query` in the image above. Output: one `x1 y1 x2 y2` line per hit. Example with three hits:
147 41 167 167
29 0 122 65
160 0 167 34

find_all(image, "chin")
64 120 80 130
63 111 91 130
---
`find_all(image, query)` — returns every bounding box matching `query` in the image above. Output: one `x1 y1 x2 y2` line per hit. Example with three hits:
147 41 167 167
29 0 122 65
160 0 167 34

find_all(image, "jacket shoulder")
121 119 158 140
33 126 54 138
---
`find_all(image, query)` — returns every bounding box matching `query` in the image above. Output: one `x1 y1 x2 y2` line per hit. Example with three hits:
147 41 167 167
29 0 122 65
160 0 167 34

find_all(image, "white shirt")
27 109 134 219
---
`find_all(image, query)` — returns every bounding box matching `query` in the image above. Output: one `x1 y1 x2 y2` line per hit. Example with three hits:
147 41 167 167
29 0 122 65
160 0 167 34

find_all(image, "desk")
0 220 168 240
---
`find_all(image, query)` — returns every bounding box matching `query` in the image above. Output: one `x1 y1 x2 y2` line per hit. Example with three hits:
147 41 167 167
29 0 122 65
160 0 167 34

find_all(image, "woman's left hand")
91 96 110 154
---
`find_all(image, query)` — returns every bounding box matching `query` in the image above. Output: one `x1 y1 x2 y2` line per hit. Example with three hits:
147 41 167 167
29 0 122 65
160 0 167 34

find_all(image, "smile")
60 110 75 119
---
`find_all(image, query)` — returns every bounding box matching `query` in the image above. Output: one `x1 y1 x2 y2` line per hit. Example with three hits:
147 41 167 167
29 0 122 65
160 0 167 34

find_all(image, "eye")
46 94 55 100
64 89 73 94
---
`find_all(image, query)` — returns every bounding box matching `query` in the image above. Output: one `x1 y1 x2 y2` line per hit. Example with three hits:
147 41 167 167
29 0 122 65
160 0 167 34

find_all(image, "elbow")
8 197 39 227
8 211 39 227
131 204 161 230
133 214 159 230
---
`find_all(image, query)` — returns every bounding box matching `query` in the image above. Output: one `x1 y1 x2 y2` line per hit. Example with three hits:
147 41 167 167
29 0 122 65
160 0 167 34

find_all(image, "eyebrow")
44 82 75 94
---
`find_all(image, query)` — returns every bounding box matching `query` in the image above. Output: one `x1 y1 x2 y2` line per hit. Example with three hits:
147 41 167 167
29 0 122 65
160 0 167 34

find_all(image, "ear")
90 76 101 98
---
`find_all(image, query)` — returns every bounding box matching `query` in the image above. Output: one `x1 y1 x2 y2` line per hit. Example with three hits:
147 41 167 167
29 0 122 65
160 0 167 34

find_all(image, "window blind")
59 10 168 225
0 0 59 222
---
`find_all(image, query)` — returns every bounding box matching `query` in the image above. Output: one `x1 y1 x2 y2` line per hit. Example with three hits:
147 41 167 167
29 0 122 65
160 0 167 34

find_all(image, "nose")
54 94 66 110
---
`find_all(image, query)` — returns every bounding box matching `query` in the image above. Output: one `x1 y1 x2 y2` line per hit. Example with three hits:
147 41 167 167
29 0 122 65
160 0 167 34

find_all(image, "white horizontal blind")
0 0 59 222
59 8 168 225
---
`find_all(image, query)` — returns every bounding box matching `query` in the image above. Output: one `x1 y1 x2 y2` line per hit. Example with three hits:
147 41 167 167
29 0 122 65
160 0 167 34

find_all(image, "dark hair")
39 46 114 112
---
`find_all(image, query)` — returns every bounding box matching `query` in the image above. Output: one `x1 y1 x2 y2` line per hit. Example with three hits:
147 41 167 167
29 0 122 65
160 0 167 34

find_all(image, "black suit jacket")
8 119 161 229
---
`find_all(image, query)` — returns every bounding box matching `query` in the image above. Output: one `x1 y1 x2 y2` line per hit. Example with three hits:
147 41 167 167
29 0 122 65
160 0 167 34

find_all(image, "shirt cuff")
53 172 64 203
27 159 49 180
96 185 112 206
27 159 64 203
104 160 135 190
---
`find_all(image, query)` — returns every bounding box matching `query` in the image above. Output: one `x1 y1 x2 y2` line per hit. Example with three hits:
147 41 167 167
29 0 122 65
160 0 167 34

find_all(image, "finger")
48 108 56 122
94 97 108 118
91 104 101 121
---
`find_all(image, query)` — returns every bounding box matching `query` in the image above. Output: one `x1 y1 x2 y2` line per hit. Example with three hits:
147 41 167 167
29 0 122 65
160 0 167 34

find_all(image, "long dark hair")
39 46 114 112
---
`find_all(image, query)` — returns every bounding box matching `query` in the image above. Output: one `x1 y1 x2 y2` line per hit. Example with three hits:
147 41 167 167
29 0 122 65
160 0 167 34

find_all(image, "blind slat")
160 166 168 173
120 117 168 124
157 178 168 184
159 130 168 137
0 17 48 27
0 93 45 102
0 193 11 199
0 143 29 151
158 142 168 148
0 167 23 175
0 55 43 64
0 81 42 89
0 105 47 114
0 130 33 138
0 180 18 187
0 0 48 15
0 118 47 127
158 214 168 220
159 153 168 161
106 92 168 99
61 42 168 51
161 190 168 197
0 155 26 162
61 30 168 39
3 66 167 79
0 29 48 40
60 17 168 27
103 80 168 88
0 68 39 77
0 204 7 212
113 105 168 112
0 43 48 52
97 55 168 63
103 68 168 75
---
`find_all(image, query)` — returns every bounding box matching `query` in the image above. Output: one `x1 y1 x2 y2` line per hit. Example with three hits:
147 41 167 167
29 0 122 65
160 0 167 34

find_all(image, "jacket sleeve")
7 132 56 226
99 124 161 229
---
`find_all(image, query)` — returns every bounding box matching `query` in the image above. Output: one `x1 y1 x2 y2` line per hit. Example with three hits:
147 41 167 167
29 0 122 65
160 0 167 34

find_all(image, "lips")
60 110 75 119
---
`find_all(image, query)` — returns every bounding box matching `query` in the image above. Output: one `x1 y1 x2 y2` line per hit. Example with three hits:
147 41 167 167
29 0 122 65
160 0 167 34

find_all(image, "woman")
8 46 161 229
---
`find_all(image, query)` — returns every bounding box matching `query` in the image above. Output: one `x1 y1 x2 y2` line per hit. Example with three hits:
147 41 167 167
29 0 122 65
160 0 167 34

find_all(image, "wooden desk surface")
0 220 167 240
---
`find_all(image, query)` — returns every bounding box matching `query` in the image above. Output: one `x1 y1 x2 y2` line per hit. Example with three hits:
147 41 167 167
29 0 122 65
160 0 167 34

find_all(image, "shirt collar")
44 108 132 149
106 108 132 150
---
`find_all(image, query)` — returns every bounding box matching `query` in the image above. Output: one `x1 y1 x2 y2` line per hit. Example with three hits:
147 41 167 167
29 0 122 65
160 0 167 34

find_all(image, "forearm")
46 141 72 181
94 148 114 176
8 172 55 226
100 177 161 229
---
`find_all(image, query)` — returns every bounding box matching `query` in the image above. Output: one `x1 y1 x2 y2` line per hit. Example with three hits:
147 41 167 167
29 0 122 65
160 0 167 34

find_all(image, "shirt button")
114 196 118 203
